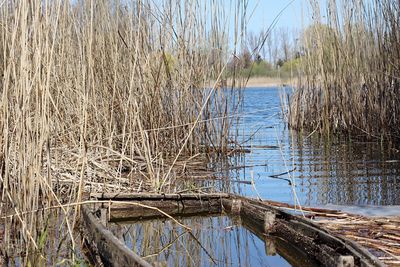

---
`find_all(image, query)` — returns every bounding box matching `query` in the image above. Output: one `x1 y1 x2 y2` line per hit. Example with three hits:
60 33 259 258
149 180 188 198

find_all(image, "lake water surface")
113 87 400 267
231 87 400 209
110 214 318 267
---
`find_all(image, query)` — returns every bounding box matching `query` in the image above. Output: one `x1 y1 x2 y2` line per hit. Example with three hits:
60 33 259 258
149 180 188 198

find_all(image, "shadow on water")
108 214 318 267
222 87 400 208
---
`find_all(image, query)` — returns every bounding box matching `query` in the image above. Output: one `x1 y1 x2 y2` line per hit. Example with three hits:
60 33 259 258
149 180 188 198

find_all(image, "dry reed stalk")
289 0 400 142
0 0 247 264
315 214 400 267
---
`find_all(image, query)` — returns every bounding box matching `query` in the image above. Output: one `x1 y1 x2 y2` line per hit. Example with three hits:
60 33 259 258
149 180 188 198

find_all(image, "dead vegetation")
264 199 400 266
0 0 247 264
316 216 400 266
288 0 400 141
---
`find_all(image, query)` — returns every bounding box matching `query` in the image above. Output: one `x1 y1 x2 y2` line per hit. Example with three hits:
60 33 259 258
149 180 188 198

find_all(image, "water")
230 87 400 209
105 87 400 267
109 215 317 267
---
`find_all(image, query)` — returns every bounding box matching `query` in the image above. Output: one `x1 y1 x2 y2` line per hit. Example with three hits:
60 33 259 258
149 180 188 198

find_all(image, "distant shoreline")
222 76 297 89
245 77 293 88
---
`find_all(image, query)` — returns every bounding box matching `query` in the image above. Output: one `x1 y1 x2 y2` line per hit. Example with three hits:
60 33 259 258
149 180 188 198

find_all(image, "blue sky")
218 0 325 55
220 0 325 50
245 0 311 33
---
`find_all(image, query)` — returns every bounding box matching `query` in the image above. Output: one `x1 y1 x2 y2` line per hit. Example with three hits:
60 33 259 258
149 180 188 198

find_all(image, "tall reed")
0 0 246 264
289 0 400 141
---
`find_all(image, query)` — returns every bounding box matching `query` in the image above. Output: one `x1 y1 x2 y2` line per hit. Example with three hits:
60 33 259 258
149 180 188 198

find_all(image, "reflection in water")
108 215 316 267
292 135 400 206
225 87 400 207
2 210 78 266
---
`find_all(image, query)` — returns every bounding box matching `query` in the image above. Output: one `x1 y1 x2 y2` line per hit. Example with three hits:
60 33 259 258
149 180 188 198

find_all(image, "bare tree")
280 28 290 62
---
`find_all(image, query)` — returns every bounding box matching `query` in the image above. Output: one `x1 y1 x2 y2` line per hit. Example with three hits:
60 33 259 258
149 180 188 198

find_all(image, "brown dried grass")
289 0 400 141
0 0 246 264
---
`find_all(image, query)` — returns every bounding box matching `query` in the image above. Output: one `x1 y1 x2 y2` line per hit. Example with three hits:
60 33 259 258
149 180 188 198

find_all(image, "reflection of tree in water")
292 134 400 206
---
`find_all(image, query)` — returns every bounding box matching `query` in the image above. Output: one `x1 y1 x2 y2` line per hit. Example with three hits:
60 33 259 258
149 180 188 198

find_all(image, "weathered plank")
224 195 384 267
90 192 230 201
81 205 152 267
82 193 385 267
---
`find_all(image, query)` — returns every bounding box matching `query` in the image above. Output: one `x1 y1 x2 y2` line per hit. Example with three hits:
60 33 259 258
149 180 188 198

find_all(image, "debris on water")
315 214 400 267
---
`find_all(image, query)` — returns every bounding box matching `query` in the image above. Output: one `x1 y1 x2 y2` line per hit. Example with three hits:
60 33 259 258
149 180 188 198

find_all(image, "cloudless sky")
220 0 326 48
245 0 310 33
219 0 323 52
228 0 330 34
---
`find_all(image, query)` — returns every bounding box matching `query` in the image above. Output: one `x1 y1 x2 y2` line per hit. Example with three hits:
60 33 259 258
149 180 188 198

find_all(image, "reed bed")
288 0 400 141
0 0 246 264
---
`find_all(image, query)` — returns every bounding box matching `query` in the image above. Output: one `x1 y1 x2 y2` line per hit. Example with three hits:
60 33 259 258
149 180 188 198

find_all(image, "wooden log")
276 221 339 266
101 198 223 220
83 193 386 267
81 205 152 267
237 196 384 267
90 192 231 201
